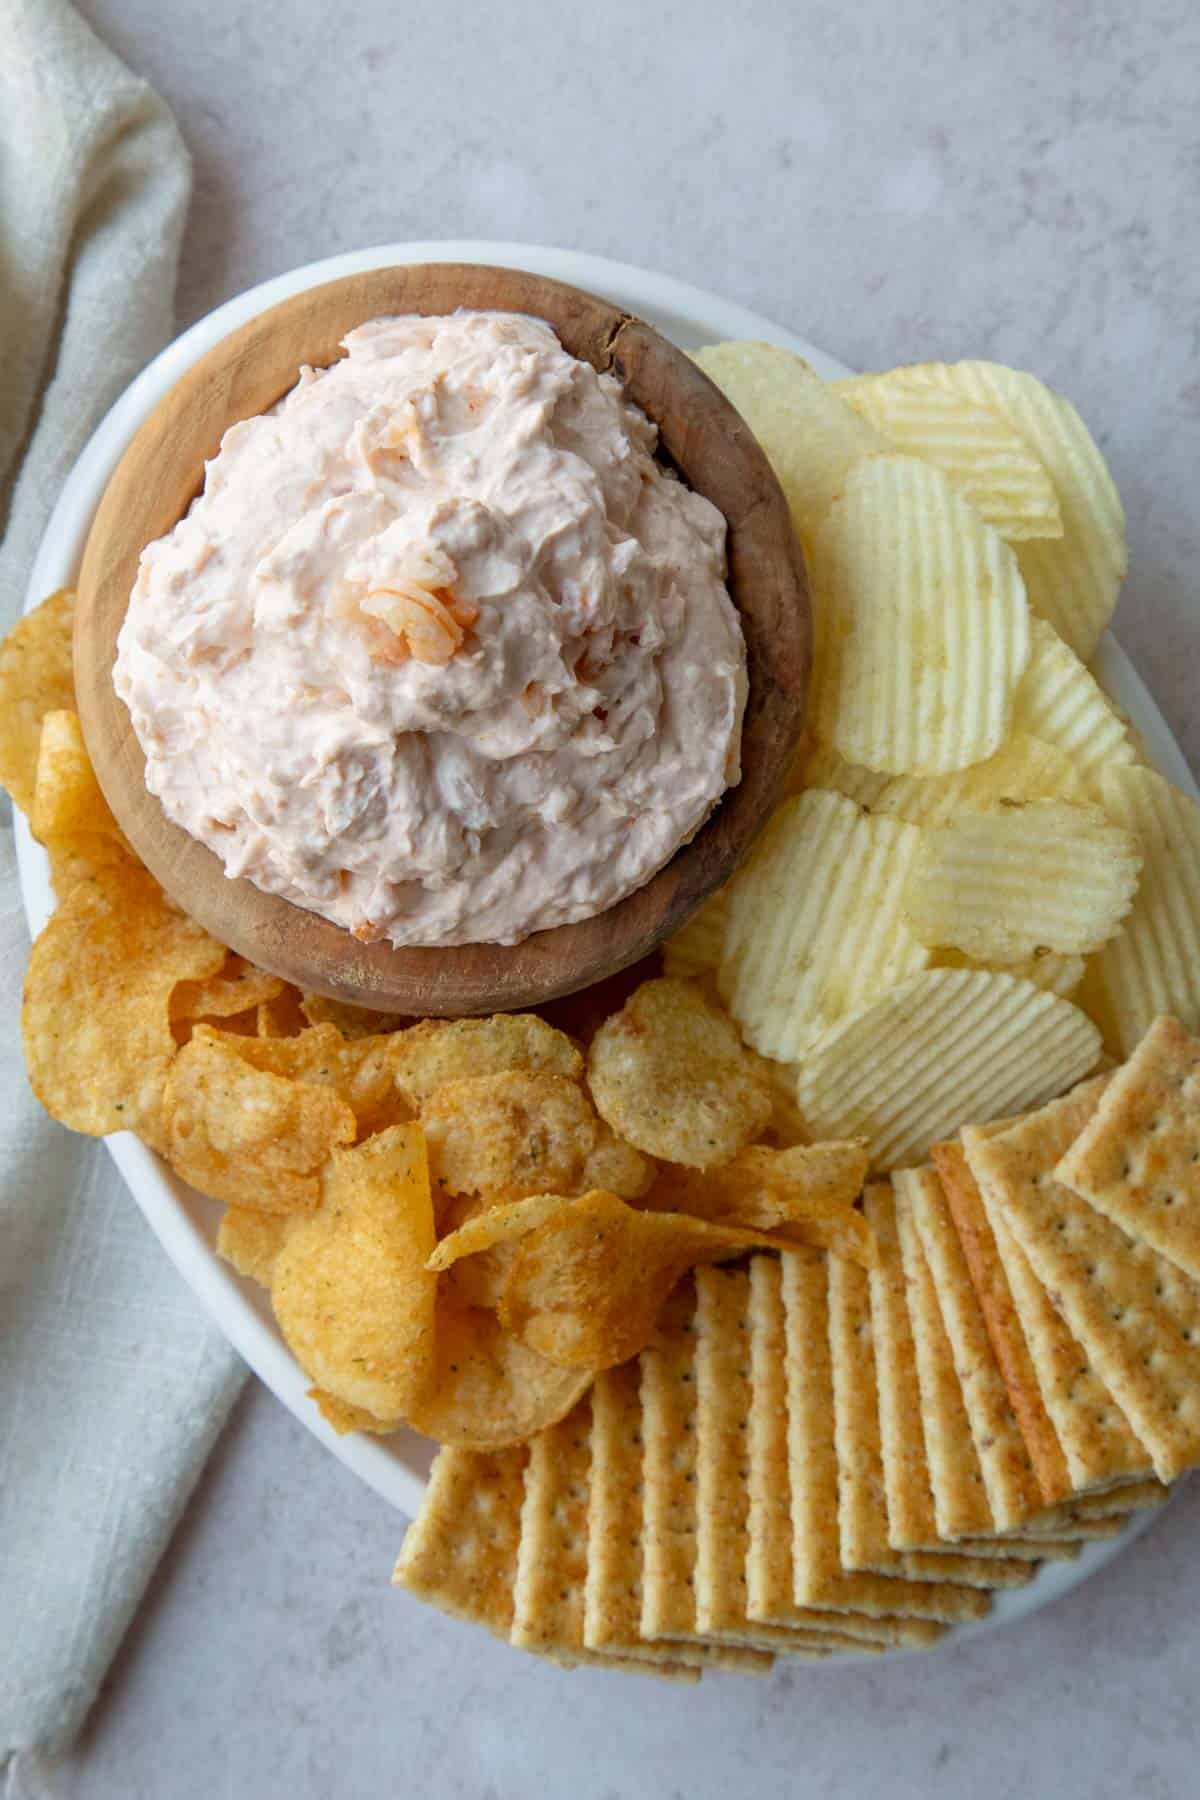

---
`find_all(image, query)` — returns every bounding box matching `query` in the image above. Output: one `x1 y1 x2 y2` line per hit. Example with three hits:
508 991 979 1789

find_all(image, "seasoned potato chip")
720 790 931 1061
795 969 1101 1170
661 887 730 982
406 1289 591 1448
22 865 225 1146
271 1123 435 1422
430 1193 520 1308
46 830 140 900
428 1192 580 1273
810 455 1031 774
393 1014 582 1106
1013 619 1136 788
902 801 1141 960
300 993 410 1037
230 1022 413 1139
171 954 284 1034
933 946 1085 1000
31 710 121 844
1088 767 1200 1051
0 589 75 818
308 1389 394 1436
164 1026 357 1212
693 341 886 547
497 1190 779 1369
422 1069 651 1203
646 1142 873 1264
216 1205 296 1285
587 978 772 1168
256 988 308 1037
798 743 891 810
833 371 1062 540
866 733 1087 827
899 362 1126 660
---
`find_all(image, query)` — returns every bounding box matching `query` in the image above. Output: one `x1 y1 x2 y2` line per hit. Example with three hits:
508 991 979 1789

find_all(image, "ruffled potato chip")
866 733 1087 827
811 455 1032 775
216 1205 296 1285
799 743 891 810
22 865 225 1147
1088 767 1200 1051
645 1142 873 1265
902 801 1141 961
495 1190 781 1370
406 1289 591 1448
833 371 1062 541
1013 619 1136 789
31 709 121 844
587 978 772 1169
692 342 886 547
0 588 75 818
899 362 1126 660
164 1026 357 1212
271 1123 436 1423
661 887 731 983
933 946 1085 1000
720 790 931 1062
393 1014 582 1106
422 1069 652 1204
795 969 1101 1170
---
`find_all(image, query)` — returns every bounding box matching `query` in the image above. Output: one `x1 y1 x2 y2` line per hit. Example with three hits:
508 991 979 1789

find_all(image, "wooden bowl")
75 264 810 1016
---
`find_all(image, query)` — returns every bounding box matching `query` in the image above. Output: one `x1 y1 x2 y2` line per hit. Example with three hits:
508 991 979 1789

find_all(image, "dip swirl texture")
114 310 747 946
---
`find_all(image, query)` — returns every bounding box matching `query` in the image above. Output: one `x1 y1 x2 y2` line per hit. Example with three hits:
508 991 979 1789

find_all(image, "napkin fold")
0 0 245 1778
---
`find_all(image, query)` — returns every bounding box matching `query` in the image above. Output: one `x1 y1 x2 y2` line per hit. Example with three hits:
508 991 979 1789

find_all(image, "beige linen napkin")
0 1 245 1781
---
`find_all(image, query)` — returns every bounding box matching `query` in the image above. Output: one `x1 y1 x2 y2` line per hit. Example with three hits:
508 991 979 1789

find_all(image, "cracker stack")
394 1017 1200 1679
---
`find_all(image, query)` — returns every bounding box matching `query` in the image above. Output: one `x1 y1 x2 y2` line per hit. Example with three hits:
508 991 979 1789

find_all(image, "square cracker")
966 1076 1200 1484
640 1277 891 1655
512 1397 699 1678
954 1131 1152 1496
393 1445 527 1637
1056 1015 1200 1281
745 1255 949 1649
896 1167 1048 1531
780 1248 990 1622
863 1185 1086 1562
827 1246 1035 1590
583 1366 772 1672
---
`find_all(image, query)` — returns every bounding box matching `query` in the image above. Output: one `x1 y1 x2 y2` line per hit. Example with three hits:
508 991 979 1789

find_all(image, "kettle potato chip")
164 1025 357 1212
645 1142 873 1265
0 588 76 818
216 1205 296 1285
271 1123 436 1422
31 709 122 844
22 864 225 1147
406 1288 591 1448
392 1014 582 1106
587 978 772 1168
421 1069 652 1203
496 1190 781 1370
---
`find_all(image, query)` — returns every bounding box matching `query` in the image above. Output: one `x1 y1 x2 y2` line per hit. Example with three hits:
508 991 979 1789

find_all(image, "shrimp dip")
114 310 747 947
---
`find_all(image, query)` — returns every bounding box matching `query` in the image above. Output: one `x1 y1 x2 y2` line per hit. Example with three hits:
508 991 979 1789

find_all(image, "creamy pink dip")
114 311 746 946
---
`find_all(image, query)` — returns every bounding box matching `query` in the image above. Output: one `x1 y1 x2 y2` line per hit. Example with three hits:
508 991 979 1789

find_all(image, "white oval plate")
19 241 1195 1648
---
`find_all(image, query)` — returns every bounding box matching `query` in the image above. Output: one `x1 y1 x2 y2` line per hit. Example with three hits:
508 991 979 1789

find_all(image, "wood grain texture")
75 264 810 1015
